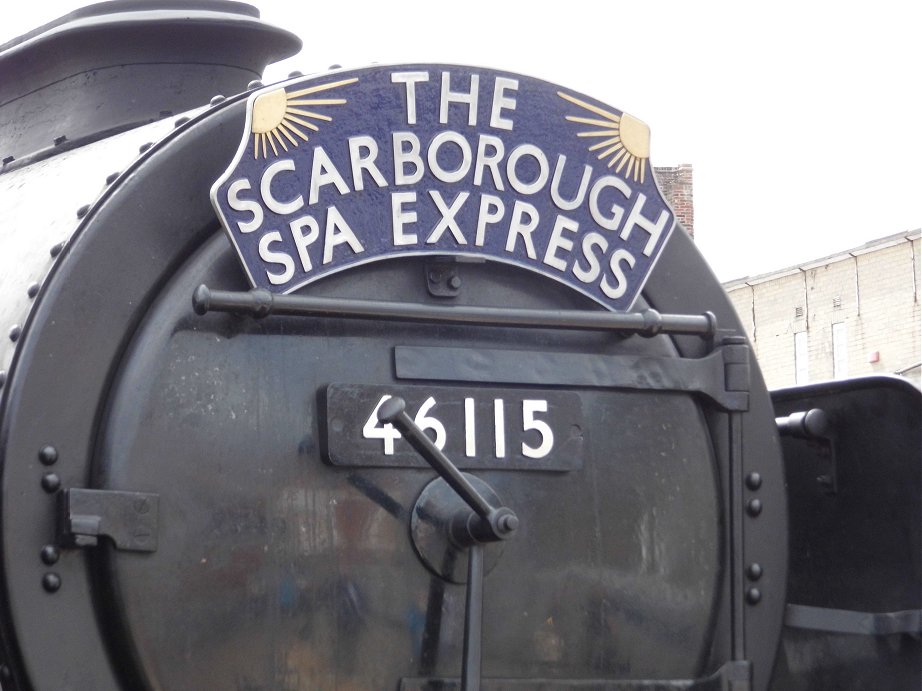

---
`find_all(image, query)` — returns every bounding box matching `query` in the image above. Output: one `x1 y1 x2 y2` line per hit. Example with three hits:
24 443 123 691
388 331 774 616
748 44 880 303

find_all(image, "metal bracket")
775 408 837 493
57 488 159 552
785 604 922 636
395 341 751 412
399 660 752 690
425 261 462 298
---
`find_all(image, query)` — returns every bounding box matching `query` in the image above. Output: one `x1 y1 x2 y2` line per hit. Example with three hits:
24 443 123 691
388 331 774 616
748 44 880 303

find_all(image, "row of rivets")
7 90 233 388
746 470 763 605
39 447 62 593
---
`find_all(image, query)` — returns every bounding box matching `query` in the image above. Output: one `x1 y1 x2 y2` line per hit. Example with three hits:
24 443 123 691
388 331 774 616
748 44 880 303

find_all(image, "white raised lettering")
600 248 636 299
550 155 592 211
427 131 472 184
227 178 263 233
391 191 418 246
473 135 505 190
573 232 607 284
391 71 429 125
507 144 549 195
475 194 504 246
323 207 364 264
505 200 539 259
426 191 469 244
289 215 320 271
489 77 518 131
440 71 479 126
393 132 424 185
543 215 578 272
260 159 304 215
308 147 350 205
589 175 631 230
258 231 294 285
620 193 671 256
348 135 387 191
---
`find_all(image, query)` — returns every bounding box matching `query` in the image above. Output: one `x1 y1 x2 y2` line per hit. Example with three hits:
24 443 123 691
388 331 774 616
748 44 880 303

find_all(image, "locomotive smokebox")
0 1 301 164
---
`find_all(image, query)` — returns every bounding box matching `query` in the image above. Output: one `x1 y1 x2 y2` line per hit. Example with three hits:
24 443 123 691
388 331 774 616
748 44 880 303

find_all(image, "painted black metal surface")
0 97 788 688
769 377 921 691
0 1 301 165
326 384 584 470
0 31 791 691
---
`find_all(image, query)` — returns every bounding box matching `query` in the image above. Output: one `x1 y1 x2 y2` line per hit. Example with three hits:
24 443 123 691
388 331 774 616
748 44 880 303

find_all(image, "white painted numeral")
362 395 402 455
494 398 506 458
521 399 554 458
414 396 447 450
464 397 476 457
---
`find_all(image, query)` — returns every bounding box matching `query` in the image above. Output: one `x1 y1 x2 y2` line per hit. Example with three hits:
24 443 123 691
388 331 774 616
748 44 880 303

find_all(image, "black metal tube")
193 285 717 337
378 397 494 520
461 544 484 691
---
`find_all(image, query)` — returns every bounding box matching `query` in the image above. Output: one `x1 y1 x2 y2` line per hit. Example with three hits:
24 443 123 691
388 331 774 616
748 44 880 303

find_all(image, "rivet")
747 498 763 517
50 241 65 258
745 472 762 490
139 142 153 154
0 664 10 680
53 135 67 147
40 545 60 565
448 275 462 290
39 446 58 465
209 94 226 106
27 282 40 298
105 171 119 185
9 325 21 343
328 64 342 70
40 473 60 493
2 155 14 165
428 269 442 282
174 116 190 128
42 573 61 593
747 563 763 581
288 70 303 78
247 80 263 90
0 371 5 388
746 587 762 605
76 204 90 219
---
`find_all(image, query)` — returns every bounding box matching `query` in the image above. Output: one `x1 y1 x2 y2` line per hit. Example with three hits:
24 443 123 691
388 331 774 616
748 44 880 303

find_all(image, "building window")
794 331 809 384
832 322 848 379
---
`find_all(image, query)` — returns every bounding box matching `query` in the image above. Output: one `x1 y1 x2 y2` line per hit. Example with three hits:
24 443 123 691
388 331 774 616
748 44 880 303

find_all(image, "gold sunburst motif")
558 92 651 184
250 77 359 159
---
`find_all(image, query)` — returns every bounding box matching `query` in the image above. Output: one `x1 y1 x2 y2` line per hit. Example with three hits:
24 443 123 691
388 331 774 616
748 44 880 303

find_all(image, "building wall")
725 232 921 389
653 164 694 238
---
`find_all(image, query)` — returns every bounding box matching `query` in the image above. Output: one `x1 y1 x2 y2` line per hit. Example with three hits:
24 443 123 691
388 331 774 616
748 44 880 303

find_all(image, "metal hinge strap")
57 488 159 552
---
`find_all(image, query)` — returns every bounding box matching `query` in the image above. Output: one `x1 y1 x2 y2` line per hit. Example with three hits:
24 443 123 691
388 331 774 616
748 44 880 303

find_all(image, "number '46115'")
362 395 554 459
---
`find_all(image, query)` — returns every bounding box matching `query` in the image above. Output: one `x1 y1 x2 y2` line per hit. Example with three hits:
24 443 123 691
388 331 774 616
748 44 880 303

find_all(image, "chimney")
653 163 694 238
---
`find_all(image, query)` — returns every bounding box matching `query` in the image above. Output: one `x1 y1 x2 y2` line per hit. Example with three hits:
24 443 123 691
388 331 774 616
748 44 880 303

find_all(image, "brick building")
653 164 694 237
723 231 921 389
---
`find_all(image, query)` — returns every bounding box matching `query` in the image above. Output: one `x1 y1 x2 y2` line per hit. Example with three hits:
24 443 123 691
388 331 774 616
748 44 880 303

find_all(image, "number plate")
325 384 584 470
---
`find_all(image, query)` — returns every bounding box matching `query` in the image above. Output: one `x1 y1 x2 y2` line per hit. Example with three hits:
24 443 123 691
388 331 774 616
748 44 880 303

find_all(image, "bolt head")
41 473 61 493
39 446 58 465
40 545 60 565
42 573 61 593
745 472 762 490
746 563 763 581
746 587 762 605
746 498 763 517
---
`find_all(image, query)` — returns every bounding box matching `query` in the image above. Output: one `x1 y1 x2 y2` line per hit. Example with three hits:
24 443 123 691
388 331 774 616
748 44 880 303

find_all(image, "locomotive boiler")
0 3 918 690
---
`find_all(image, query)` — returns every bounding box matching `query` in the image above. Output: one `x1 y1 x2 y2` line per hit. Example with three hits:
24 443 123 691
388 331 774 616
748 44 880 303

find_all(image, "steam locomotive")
0 3 918 690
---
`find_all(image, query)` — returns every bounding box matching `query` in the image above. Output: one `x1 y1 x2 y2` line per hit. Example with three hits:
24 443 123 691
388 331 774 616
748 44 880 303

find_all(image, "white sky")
4 1 920 281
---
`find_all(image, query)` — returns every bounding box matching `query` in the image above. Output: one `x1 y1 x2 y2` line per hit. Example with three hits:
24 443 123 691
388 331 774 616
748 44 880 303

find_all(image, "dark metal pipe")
193 285 717 337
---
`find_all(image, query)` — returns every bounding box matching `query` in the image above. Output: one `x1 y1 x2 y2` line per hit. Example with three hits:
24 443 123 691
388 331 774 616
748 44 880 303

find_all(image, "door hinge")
57 488 159 552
